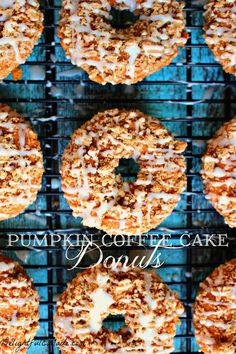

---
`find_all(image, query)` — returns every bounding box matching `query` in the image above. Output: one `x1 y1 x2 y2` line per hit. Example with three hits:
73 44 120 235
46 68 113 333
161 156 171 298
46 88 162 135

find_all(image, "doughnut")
0 0 43 80
204 0 236 76
61 109 187 235
0 104 44 220
193 259 236 354
201 117 236 228
58 0 188 85
54 265 184 354
0 254 39 353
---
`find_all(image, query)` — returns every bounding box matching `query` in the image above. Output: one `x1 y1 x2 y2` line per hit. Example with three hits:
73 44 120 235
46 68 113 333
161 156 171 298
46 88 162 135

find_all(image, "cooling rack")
0 0 235 353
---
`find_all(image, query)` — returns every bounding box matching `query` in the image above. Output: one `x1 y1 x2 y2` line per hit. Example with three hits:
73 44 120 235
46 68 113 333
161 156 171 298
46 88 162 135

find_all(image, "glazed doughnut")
201 117 236 227
58 0 188 84
0 104 44 220
61 109 187 235
204 0 236 75
0 0 43 80
193 259 236 354
54 265 184 354
0 255 39 353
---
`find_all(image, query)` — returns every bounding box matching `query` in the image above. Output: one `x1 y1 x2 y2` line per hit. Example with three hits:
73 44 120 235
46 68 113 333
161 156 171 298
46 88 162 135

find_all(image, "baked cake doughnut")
54 265 184 353
0 254 39 353
0 104 44 220
204 0 236 75
61 109 187 235
201 117 236 227
58 0 188 85
0 0 43 80
193 259 236 354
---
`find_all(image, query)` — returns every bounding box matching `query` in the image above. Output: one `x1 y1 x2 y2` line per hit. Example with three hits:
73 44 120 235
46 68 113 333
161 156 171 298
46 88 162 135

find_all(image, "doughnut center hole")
110 8 139 29
102 314 126 332
115 158 139 182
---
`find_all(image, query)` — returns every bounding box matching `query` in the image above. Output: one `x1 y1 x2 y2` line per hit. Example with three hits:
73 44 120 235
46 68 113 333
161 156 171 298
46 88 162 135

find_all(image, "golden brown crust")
204 0 236 76
61 109 187 235
0 0 43 80
58 0 188 85
0 104 44 220
0 254 39 354
201 117 236 228
54 265 184 354
193 259 236 354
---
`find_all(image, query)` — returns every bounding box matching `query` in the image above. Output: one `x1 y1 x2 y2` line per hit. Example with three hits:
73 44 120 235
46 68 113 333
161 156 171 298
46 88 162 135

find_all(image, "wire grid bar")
0 0 236 353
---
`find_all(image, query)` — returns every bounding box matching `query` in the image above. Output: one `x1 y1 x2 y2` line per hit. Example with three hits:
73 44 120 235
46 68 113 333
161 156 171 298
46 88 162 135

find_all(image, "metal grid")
0 0 236 353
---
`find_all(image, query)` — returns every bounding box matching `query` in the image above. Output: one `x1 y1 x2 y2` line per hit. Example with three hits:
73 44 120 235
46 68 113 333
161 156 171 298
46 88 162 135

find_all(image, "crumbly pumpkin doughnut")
0 104 44 220
204 0 236 75
0 0 43 80
54 265 184 354
61 109 187 235
193 259 236 354
0 254 39 353
201 117 236 228
58 0 188 85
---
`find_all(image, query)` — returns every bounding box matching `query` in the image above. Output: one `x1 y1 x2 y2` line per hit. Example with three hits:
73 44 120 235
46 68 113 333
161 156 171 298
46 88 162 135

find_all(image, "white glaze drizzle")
125 43 140 78
0 261 15 273
63 112 186 233
0 0 39 64
0 36 29 64
0 312 33 328
0 259 38 338
202 119 236 222
55 267 183 353
204 0 236 70
0 113 42 215
194 262 236 348
0 0 14 9
55 272 114 336
62 0 187 82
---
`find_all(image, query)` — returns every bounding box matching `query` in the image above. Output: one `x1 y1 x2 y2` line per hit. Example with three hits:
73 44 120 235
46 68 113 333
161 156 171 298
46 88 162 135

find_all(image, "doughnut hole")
110 7 139 29
102 314 127 332
115 157 139 182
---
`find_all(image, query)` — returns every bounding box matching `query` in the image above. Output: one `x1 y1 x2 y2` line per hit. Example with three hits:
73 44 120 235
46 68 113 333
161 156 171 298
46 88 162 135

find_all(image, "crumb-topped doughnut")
201 117 236 228
54 265 184 354
61 109 187 235
0 254 39 353
0 0 43 80
58 0 188 85
193 259 236 354
0 104 44 220
204 0 236 75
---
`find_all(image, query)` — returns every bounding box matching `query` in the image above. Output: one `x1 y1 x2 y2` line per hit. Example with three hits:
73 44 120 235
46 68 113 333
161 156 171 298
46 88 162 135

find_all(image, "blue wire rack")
0 0 235 353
